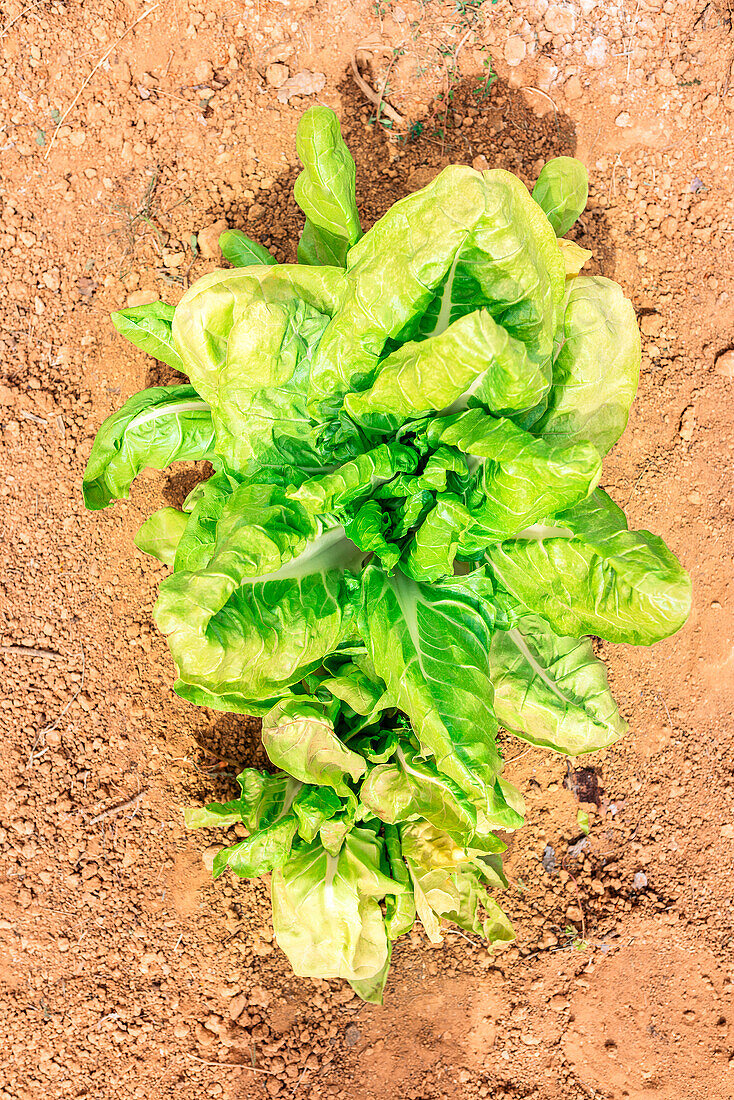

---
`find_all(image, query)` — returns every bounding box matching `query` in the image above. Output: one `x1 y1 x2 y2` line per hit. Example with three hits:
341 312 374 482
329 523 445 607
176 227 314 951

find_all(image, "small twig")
183 1051 275 1074
375 51 400 126
0 0 41 39
453 28 473 64
520 86 558 115
89 790 146 825
193 739 242 769
19 409 48 425
1 645 60 660
45 4 160 159
350 54 405 127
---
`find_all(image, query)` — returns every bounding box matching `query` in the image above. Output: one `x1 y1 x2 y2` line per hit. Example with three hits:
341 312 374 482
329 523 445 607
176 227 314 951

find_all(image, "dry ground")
1 1 733 1098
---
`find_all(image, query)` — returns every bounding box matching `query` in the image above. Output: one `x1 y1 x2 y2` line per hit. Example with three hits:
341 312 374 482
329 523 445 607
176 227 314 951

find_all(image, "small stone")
679 405 696 442
504 36 527 67
472 155 490 172
566 905 583 922
69 131 86 146
564 75 583 101
265 62 289 88
661 216 678 239
126 289 159 307
721 824 734 839
201 844 221 872
228 993 248 1021
714 349 734 378
641 313 662 337
345 1025 361 1046
615 111 632 127
163 251 186 269
585 36 607 68
194 60 214 84
632 871 648 890
276 69 326 104
656 66 676 87
197 219 228 260
544 4 575 34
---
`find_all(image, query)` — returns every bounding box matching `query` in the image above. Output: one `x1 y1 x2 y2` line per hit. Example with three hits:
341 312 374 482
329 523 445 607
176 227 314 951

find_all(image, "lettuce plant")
84 107 691 1000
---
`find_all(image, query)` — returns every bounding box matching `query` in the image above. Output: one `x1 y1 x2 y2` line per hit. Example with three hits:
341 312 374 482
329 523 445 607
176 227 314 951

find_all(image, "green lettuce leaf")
486 490 692 645
134 507 188 566
173 470 239 572
428 408 602 544
292 786 343 842
401 820 512 944
171 266 345 467
219 228 277 267
111 300 184 372
344 307 551 432
360 564 503 805
261 698 367 795
155 486 363 710
360 743 478 846
532 157 588 237
271 828 405 980
530 276 641 454
489 612 628 754
294 105 362 267
308 165 564 416
213 814 299 879
82 385 217 510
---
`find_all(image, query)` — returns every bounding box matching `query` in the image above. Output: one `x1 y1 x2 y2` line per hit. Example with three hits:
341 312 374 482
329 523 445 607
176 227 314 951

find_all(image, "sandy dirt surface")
1 1 733 1097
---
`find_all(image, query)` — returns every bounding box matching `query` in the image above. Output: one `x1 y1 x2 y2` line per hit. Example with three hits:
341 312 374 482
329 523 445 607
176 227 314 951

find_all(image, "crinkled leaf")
530 276 641 454
309 166 564 416
82 385 216 509
213 813 299 879
428 408 602 544
360 564 502 806
271 828 405 980
173 470 239 572
490 612 628 754
401 820 510 944
292 786 343 842
486 490 691 645
344 306 551 433
261 698 366 795
172 267 345 467
360 744 478 846
290 443 418 515
154 484 363 710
